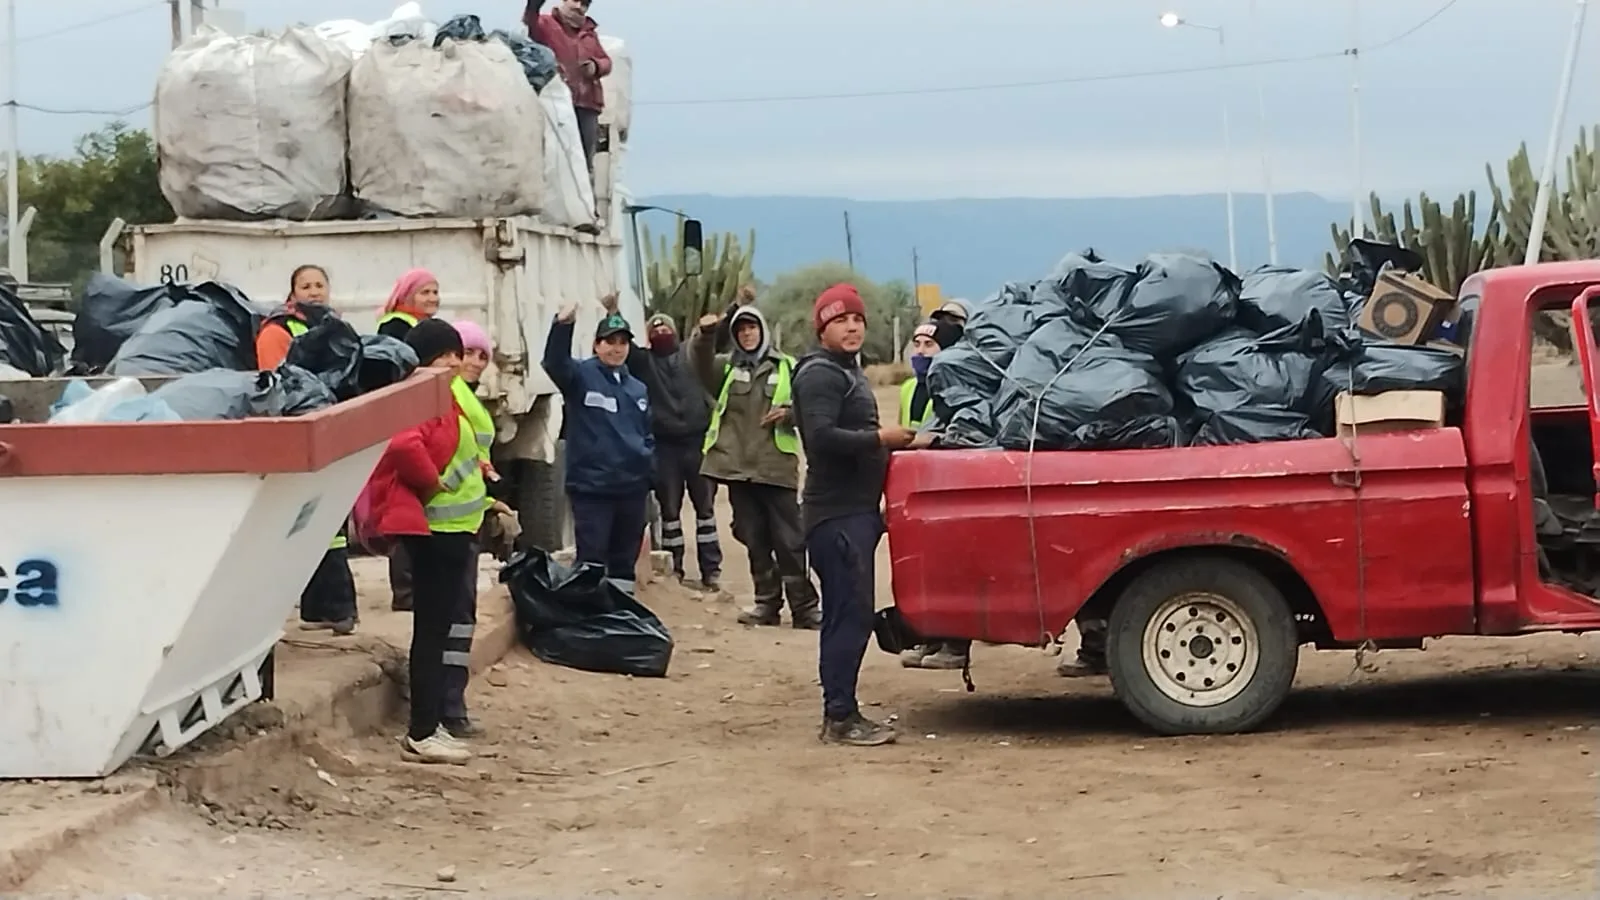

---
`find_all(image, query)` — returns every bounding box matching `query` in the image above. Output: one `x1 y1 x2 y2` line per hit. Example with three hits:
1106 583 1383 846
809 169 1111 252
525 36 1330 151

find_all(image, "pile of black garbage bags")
1 271 418 423
930 240 1465 450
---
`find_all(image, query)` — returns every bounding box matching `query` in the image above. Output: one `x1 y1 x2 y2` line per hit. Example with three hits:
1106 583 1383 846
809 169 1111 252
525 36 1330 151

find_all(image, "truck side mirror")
682 219 704 277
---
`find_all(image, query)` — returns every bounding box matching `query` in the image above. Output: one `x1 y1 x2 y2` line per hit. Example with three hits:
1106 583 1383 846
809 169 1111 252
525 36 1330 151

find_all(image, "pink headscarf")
384 268 438 316
453 320 492 355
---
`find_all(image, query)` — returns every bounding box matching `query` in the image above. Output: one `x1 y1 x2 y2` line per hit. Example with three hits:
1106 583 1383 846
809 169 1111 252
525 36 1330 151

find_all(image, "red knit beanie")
813 283 867 334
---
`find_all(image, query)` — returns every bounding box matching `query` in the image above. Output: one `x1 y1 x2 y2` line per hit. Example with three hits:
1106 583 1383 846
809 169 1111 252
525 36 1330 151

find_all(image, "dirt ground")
19 386 1600 899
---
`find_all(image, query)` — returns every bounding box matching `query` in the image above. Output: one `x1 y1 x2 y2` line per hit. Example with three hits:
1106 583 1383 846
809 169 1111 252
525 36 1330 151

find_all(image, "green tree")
757 261 921 364
3 122 170 287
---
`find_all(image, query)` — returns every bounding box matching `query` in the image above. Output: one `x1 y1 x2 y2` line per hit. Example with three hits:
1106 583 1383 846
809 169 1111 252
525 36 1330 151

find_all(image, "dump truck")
879 261 1600 736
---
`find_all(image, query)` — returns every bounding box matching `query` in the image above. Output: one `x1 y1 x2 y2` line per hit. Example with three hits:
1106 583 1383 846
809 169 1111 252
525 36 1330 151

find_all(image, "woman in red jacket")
362 319 487 765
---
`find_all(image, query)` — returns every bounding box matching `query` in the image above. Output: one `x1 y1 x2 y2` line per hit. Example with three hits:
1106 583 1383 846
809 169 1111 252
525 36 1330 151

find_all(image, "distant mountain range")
642 192 1361 300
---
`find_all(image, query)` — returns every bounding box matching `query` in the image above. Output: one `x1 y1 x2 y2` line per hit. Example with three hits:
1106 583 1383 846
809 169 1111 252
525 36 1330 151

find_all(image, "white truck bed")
125 216 623 423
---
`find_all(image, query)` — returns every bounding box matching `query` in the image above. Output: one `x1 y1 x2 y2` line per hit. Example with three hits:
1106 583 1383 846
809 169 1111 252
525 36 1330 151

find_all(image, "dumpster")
0 370 452 778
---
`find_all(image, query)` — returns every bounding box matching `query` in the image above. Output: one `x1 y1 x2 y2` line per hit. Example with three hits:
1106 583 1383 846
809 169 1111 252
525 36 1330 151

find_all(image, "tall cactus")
1324 190 1501 295
1487 125 1600 263
641 219 756 329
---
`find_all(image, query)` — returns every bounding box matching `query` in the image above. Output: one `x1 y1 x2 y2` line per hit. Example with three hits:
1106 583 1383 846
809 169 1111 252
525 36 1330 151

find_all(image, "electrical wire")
17 0 165 44
637 0 1462 108
6 100 152 117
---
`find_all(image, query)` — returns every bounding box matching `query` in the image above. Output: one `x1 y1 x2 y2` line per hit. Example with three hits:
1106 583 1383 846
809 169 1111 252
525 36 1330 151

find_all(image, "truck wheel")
517 456 567 552
1106 557 1298 736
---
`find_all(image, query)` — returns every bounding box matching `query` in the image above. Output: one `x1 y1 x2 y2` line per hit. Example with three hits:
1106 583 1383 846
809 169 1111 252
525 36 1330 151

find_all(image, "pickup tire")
1107 557 1298 736
516 454 568 553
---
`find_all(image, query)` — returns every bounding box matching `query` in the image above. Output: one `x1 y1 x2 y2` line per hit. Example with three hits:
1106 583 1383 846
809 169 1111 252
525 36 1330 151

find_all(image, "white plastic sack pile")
315 1 436 60
349 37 545 218
155 26 353 220
538 77 598 228
599 35 633 144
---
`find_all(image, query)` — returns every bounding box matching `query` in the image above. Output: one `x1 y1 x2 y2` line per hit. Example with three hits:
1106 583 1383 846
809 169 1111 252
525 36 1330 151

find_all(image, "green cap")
595 313 632 341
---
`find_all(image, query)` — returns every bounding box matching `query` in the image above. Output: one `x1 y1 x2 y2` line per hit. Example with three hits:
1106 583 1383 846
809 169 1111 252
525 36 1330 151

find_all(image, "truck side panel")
885 430 1476 646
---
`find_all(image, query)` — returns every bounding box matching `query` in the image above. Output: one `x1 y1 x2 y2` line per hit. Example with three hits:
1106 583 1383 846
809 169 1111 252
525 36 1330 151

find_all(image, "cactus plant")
1488 125 1600 263
1324 190 1502 295
641 218 756 330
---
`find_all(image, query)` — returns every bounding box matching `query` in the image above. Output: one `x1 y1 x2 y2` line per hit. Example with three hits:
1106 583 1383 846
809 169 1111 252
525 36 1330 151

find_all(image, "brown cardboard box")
1335 390 1445 438
1359 269 1456 345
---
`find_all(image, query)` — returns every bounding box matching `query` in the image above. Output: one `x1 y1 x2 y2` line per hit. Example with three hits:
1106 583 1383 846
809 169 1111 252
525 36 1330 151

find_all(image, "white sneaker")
402 731 472 765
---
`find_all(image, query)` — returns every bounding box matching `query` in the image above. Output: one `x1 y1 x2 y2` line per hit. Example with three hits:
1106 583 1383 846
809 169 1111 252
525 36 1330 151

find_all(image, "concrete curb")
0 590 520 892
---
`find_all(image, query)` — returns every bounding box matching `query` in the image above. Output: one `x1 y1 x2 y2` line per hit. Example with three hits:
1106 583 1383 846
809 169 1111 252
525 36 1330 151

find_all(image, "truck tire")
517 453 568 553
1106 557 1298 736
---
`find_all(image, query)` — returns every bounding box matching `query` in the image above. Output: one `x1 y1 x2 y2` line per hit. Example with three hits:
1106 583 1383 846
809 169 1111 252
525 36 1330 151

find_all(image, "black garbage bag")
275 364 339 415
106 282 265 375
939 401 1001 448
926 341 1004 421
1062 252 1238 359
962 281 1071 369
0 285 64 376
502 548 674 678
1048 248 1137 311
357 334 419 393
1309 341 1466 433
1176 330 1324 445
1237 266 1360 350
1338 238 1425 297
434 14 486 45
492 30 559 92
285 314 363 399
994 342 1180 451
73 273 177 370
150 369 284 419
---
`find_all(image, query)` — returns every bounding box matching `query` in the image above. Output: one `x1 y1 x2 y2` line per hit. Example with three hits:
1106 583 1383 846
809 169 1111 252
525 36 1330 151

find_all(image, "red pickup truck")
881 261 1600 736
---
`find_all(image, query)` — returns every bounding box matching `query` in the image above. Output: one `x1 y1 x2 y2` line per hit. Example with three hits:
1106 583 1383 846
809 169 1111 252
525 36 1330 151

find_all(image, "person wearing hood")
523 0 612 173
690 292 819 629
376 268 442 341
792 284 918 747
618 309 724 590
544 297 654 588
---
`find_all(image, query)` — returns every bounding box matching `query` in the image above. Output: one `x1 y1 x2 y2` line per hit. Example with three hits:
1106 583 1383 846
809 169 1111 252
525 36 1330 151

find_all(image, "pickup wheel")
1107 557 1298 736
516 455 568 553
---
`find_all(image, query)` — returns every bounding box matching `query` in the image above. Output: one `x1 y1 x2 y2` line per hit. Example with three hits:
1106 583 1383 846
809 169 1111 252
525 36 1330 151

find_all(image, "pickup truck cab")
881 261 1600 736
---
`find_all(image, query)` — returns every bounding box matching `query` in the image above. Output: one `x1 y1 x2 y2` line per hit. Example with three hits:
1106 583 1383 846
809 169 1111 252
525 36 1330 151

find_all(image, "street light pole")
1247 0 1278 264
1161 12 1236 271
1347 0 1364 236
6 0 18 276
1525 0 1590 266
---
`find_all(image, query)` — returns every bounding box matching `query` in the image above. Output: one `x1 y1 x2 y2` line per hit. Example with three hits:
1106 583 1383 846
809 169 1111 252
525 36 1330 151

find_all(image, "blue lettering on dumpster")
0 559 60 608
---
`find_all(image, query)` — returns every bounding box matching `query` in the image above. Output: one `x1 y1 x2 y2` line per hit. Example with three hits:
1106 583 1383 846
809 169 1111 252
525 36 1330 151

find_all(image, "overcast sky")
10 0 1599 200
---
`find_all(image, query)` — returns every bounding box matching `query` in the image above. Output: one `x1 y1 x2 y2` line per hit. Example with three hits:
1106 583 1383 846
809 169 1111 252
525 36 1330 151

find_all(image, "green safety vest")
425 413 489 534
899 378 931 429
450 376 495 462
376 310 419 331
704 355 799 455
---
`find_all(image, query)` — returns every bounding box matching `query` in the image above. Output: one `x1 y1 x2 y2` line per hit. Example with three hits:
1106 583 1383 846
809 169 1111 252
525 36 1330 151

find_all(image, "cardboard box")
1335 390 1445 438
1359 268 1456 345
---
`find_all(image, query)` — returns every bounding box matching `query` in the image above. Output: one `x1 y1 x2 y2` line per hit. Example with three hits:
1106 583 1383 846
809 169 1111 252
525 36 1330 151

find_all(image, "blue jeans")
808 512 883 722
570 490 649 590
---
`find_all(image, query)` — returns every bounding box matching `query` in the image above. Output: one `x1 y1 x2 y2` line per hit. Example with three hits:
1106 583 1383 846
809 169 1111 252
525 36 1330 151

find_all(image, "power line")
637 0 1462 108
6 100 152 117
17 1 165 44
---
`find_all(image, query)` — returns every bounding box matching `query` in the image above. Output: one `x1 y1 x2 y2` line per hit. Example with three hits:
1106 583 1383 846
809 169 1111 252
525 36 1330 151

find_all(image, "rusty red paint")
0 369 453 478
885 261 1600 650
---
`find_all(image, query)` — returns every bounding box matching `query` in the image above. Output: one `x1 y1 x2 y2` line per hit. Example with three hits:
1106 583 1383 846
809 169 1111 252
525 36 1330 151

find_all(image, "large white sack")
349 37 544 218
598 35 632 143
316 2 436 60
154 26 352 220
537 77 598 228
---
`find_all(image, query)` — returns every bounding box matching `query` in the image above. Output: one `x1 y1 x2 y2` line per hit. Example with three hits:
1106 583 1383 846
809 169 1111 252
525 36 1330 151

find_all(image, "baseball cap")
934 300 969 322
595 313 633 341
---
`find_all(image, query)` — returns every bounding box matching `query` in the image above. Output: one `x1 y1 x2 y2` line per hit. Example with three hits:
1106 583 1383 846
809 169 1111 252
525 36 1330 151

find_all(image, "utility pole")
1347 0 1364 236
169 0 183 48
191 0 205 33
1526 0 1590 266
6 0 18 276
911 246 921 292
842 211 855 271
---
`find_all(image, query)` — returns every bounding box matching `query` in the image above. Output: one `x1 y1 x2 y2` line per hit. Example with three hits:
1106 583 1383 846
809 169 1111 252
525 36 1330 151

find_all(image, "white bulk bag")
598 35 633 143
349 37 545 218
154 26 353 220
316 2 436 60
537 77 599 228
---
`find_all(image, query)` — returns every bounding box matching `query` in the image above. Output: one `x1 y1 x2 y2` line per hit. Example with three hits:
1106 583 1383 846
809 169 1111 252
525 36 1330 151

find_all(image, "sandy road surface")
20 385 1600 898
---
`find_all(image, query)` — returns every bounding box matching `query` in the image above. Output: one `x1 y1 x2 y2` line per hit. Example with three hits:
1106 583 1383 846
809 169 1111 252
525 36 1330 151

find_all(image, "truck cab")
880 261 1600 736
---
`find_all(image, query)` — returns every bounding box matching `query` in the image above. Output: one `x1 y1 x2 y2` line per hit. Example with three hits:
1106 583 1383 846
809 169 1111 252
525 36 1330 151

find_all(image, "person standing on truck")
793 284 917 747
690 294 821 630
543 300 654 589
375 268 441 341
361 319 486 765
617 303 723 590
524 0 612 173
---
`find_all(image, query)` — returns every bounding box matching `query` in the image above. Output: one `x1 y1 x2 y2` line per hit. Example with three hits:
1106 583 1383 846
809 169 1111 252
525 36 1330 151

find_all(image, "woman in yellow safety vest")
375 268 442 340
256 264 331 370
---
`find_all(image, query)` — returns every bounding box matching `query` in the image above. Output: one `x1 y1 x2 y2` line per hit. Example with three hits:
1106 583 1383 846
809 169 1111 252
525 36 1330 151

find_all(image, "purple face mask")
910 354 933 379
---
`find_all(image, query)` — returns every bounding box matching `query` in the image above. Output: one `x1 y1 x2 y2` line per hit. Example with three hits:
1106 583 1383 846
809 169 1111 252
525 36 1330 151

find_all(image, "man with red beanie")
791 283 916 747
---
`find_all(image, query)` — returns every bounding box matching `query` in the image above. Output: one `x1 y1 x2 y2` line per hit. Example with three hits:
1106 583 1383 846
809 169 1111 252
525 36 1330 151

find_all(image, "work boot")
391 596 412 613
1055 654 1108 678
921 645 969 671
442 717 485 740
820 713 897 747
737 602 781 627
791 608 822 630
784 577 820 630
297 620 333 631
900 645 932 668
330 617 357 636
701 571 722 593
402 729 472 765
